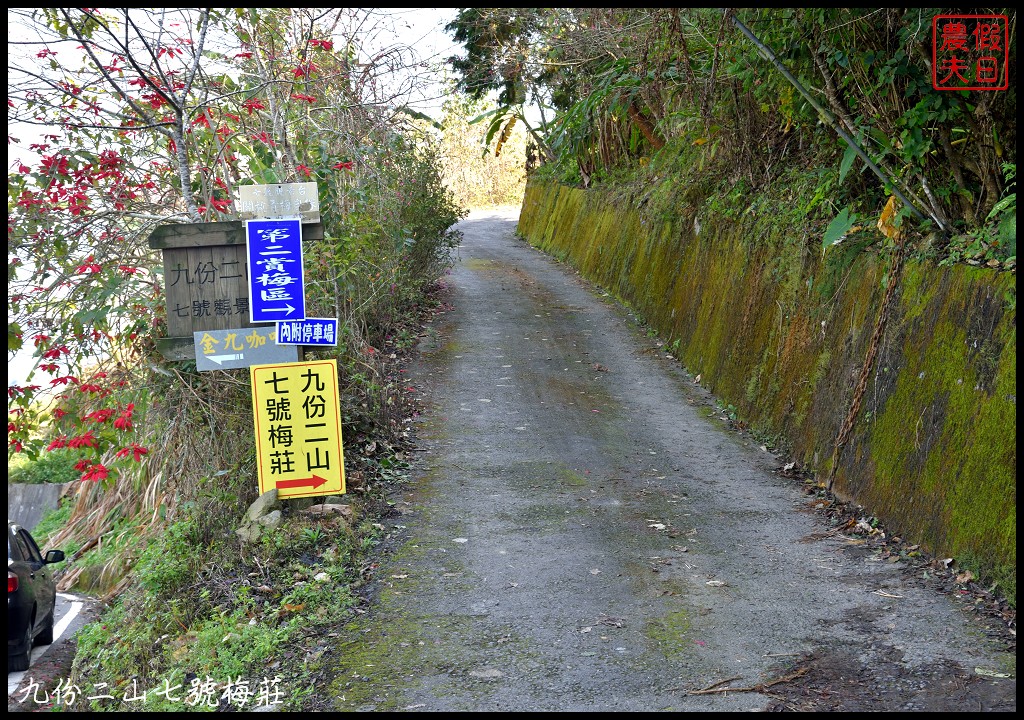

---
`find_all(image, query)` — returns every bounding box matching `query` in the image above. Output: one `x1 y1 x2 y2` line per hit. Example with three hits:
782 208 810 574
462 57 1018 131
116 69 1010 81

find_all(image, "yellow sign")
250 359 345 498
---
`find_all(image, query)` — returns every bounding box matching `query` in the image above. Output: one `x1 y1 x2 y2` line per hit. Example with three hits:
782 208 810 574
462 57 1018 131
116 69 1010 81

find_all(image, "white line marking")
53 600 84 642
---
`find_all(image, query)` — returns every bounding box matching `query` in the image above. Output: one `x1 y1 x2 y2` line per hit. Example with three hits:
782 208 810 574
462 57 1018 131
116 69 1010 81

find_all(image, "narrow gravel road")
324 208 1015 712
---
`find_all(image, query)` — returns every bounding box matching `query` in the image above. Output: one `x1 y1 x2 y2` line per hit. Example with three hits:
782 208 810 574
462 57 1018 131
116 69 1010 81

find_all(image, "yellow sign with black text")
250 359 345 498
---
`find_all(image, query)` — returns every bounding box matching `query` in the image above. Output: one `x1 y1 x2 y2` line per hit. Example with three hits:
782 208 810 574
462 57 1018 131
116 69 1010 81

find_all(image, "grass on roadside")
65 477 402 711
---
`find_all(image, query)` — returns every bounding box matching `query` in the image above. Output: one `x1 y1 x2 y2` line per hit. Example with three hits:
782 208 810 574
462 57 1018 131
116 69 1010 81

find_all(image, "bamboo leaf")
483 114 506 146
877 195 902 239
823 207 856 249
494 116 517 157
468 107 505 125
394 105 442 130
986 193 1015 220
838 143 858 184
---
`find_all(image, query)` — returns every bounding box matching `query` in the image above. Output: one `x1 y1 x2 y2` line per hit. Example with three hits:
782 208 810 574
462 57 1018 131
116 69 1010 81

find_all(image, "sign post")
275 318 339 346
150 184 347 500
194 328 298 372
246 217 306 323
250 359 346 498
147 220 323 361
238 182 320 224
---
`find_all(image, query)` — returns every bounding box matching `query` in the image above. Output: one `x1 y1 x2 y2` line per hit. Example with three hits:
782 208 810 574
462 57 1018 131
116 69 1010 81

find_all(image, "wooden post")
148 221 323 361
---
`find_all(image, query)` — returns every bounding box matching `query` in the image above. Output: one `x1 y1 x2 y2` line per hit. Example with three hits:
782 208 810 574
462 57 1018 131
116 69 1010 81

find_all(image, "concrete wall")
8 482 73 530
518 178 1016 601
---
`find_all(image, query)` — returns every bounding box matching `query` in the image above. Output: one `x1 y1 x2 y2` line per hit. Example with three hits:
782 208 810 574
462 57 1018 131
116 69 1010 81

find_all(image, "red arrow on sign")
276 475 329 490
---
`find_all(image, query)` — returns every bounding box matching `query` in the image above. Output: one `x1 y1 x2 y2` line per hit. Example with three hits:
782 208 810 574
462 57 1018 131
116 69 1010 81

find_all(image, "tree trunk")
627 101 665 151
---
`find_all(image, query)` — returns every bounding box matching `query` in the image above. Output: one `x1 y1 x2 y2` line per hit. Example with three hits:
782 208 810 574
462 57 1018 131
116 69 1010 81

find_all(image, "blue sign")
246 217 305 323
276 318 339 346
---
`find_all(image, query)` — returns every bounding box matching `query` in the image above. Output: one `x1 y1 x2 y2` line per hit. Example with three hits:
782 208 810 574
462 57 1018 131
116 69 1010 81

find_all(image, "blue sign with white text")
276 318 339 346
246 217 305 323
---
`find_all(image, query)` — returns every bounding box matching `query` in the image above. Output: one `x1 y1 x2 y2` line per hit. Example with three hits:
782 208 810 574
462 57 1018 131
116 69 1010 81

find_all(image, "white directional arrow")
263 304 297 315
208 353 244 365
195 329 298 372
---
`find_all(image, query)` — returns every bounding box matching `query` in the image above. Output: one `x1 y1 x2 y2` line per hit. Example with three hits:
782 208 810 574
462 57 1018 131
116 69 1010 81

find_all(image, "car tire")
37 607 55 646
9 620 33 672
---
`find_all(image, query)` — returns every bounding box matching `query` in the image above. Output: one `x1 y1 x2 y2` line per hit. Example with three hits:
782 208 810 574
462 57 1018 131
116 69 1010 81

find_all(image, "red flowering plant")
7 107 167 451
15 360 151 486
9 7 463 486
6 9 347 473
6 9 229 475
8 10 297 469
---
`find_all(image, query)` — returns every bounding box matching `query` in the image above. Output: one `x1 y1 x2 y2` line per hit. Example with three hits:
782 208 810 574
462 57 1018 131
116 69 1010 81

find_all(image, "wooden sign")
237 183 320 223
194 328 299 372
148 220 323 361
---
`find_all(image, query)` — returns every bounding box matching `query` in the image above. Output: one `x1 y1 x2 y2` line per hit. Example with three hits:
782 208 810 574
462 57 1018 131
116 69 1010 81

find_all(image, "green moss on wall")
856 266 1017 600
518 178 1017 605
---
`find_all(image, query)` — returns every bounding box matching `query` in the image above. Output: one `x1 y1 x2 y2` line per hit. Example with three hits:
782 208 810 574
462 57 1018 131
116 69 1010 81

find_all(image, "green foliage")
71 501 363 710
445 8 545 106
8 447 81 484
838 144 859 185
546 57 659 182
448 8 1015 263
987 163 1016 222
73 599 299 711
134 516 203 598
987 162 1017 259
31 497 75 548
823 207 858 249
940 162 1016 267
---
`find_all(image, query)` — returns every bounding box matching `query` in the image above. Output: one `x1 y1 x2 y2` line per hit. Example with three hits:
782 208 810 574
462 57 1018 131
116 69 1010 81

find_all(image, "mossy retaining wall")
518 178 1016 602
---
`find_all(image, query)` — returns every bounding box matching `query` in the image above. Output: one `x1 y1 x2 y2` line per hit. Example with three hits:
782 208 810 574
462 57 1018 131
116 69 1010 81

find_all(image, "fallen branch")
697 676 741 692
67 532 104 562
686 667 808 695
664 676 739 693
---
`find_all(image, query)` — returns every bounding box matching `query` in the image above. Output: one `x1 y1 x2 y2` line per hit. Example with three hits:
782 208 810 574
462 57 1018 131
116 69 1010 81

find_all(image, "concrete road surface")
316 207 1015 712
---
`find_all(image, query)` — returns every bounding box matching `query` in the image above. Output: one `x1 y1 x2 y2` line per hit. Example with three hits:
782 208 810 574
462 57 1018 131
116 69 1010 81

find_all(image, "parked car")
8 521 64 672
